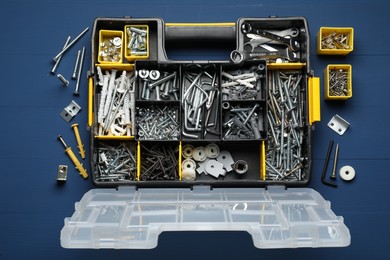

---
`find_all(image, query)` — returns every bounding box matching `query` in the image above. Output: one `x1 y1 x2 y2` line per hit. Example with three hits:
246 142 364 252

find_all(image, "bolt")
57 74 69 87
71 49 81 79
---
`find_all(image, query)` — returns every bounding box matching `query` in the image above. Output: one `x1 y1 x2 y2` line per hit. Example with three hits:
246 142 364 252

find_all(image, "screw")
71 49 81 79
53 27 89 61
74 46 85 96
57 74 69 87
330 143 339 179
51 36 71 74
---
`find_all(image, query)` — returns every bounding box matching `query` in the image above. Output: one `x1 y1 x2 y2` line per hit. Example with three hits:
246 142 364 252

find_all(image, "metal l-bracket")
60 100 81 122
328 114 350 135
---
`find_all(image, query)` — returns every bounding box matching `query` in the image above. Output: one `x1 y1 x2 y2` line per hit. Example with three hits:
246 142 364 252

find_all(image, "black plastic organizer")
88 16 320 188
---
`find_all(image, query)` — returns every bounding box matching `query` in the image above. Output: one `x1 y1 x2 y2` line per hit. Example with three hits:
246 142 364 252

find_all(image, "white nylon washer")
193 146 207 162
182 144 194 159
182 158 196 170
182 167 196 181
205 143 220 158
339 165 355 181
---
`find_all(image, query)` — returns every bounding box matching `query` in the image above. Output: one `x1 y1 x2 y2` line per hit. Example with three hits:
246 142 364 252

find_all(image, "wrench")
230 49 299 63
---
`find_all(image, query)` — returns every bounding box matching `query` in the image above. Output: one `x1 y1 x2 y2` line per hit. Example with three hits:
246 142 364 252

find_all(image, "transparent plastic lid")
61 186 350 249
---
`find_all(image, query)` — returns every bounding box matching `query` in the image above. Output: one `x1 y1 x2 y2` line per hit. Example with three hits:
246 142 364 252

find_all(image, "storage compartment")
89 17 313 187
324 64 352 100
317 27 354 55
98 30 124 64
124 25 149 61
235 17 309 64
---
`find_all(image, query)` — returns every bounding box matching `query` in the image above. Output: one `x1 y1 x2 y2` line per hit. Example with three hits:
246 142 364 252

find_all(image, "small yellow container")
124 25 149 61
317 27 354 55
324 64 352 100
98 30 123 64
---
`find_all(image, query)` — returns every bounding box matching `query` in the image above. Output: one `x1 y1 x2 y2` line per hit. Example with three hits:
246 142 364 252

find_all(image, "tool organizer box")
88 16 319 187
61 16 349 249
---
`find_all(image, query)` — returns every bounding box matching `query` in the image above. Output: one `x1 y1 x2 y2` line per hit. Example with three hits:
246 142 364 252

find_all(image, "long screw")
330 143 339 179
71 50 82 79
74 46 85 96
53 27 89 61
51 36 71 74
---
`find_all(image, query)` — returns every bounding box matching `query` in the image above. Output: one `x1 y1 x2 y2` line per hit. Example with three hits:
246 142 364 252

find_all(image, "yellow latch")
308 77 321 125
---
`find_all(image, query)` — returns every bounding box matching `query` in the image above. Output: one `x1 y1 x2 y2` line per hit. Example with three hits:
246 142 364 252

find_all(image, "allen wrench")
321 140 337 188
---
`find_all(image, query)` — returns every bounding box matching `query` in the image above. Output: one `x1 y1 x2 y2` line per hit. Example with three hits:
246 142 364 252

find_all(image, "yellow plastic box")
317 27 354 55
98 30 123 64
324 64 352 100
124 25 149 61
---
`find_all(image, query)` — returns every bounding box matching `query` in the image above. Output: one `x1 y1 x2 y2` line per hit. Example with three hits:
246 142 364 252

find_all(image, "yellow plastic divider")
179 141 182 181
95 63 135 70
260 141 266 180
94 136 134 140
267 62 306 70
137 141 141 181
88 77 94 126
308 77 321 125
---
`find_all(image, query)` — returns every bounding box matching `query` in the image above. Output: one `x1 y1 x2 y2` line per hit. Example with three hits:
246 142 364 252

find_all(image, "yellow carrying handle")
88 77 94 127
308 77 321 125
65 147 88 179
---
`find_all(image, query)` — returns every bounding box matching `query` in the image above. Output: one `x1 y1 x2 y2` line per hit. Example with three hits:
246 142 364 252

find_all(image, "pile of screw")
221 66 265 100
140 144 179 181
97 68 135 136
321 32 350 50
138 69 179 100
136 106 180 140
100 36 122 62
127 27 147 56
266 70 305 181
223 103 264 140
182 66 220 139
95 142 137 182
329 69 348 96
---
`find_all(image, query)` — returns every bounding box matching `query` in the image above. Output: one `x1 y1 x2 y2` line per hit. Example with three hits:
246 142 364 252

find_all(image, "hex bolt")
129 27 147 36
51 36 71 74
71 49 82 79
57 74 69 87
53 27 89 61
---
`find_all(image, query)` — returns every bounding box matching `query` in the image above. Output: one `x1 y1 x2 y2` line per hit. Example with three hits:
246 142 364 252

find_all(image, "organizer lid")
61 186 350 249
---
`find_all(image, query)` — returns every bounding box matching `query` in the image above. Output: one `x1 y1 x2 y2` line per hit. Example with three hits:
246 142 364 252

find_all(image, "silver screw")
51 36 71 74
71 49 82 79
57 74 69 87
53 27 89 61
74 46 85 96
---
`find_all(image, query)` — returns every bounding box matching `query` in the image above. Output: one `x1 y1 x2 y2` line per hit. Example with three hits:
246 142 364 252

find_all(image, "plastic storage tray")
61 16 349 249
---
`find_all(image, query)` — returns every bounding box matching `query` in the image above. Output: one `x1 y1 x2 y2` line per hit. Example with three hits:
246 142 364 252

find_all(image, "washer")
149 70 160 80
182 167 196 181
205 143 220 158
339 165 355 181
182 144 194 159
193 146 207 162
182 158 196 170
